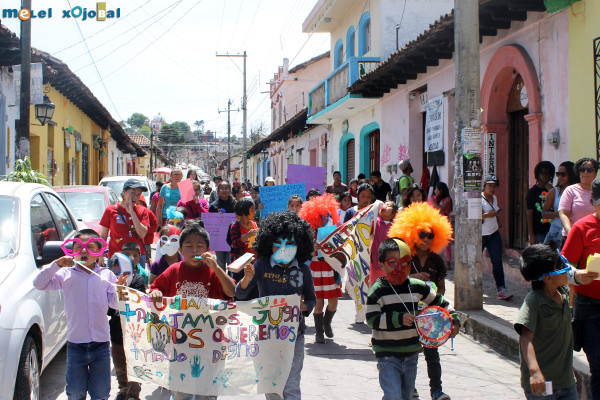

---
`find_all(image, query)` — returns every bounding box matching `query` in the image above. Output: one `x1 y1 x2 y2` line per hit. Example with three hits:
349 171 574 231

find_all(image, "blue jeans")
524 384 578 400
575 298 600 400
140 254 147 268
266 333 305 400
66 341 111 400
423 346 442 394
482 230 506 289
377 354 419 400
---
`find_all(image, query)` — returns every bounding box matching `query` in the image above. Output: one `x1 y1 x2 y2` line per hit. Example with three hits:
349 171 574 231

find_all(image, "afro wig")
255 211 315 264
298 193 340 230
388 201 453 255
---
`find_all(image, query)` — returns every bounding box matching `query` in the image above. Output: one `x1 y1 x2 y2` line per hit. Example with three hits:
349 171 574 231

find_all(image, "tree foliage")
127 113 149 129
4 157 50 186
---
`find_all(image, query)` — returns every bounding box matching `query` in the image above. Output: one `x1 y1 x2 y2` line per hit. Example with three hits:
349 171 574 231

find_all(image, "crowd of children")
33 170 600 400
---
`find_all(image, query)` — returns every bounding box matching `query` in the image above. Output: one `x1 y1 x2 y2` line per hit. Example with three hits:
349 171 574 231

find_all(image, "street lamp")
34 95 55 126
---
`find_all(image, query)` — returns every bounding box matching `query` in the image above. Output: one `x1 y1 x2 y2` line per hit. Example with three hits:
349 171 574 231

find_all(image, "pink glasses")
61 237 108 257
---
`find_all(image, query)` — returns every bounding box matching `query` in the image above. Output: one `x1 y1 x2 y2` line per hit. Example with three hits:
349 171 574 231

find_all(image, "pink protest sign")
202 213 237 251
287 164 326 195
178 178 195 203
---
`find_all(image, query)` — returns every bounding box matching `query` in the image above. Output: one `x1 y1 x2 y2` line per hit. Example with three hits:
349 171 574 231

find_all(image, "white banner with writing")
118 290 300 396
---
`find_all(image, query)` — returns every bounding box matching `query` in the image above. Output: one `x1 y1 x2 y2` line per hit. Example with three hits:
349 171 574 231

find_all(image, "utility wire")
67 1 182 65
54 0 152 55
65 0 122 120
89 0 204 86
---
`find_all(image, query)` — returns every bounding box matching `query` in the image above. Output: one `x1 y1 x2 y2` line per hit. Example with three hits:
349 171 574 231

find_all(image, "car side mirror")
37 241 66 267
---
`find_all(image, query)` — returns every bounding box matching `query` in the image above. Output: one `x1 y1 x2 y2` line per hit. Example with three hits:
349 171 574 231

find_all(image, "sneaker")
497 287 513 300
413 388 419 398
115 393 127 400
431 390 451 400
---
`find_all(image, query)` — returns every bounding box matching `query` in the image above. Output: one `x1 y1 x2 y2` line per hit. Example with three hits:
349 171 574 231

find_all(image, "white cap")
265 176 275 183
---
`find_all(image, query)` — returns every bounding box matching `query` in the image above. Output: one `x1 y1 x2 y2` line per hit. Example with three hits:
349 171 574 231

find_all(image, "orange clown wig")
298 193 340 230
388 201 453 255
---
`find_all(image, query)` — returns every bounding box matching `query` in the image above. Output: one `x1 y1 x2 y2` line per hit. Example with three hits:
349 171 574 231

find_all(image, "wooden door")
369 129 380 174
346 139 355 183
508 109 529 249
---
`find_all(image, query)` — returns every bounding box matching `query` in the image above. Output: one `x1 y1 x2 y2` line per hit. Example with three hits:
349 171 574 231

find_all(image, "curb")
456 309 592 400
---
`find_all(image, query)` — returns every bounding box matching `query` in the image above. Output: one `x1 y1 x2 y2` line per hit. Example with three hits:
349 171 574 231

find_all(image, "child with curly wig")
236 211 316 400
298 194 341 343
388 201 453 400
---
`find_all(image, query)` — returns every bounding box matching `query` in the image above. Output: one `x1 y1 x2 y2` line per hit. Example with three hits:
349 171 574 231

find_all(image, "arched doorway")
481 45 542 249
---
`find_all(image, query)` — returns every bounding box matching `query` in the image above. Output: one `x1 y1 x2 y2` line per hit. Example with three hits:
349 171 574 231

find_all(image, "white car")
0 182 83 399
98 175 155 200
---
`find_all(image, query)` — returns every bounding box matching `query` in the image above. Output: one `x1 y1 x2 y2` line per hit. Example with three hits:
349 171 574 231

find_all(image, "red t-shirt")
149 261 227 299
99 204 150 256
562 213 600 299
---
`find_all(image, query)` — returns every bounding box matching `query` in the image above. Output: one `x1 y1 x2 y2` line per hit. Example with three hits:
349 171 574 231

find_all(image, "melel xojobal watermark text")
2 2 120 21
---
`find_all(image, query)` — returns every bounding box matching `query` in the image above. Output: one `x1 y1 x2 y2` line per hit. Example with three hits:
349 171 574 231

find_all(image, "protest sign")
202 213 237 251
178 179 195 204
286 164 326 195
259 183 305 216
118 290 300 396
318 201 381 319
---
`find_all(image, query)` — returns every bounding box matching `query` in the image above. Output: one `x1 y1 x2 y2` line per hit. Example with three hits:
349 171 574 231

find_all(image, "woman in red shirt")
100 179 150 265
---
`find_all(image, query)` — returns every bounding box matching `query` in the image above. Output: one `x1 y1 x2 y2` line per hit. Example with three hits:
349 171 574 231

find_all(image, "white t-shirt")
481 194 499 236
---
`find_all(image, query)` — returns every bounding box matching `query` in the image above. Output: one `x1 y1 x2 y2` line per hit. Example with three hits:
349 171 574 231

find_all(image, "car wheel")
13 336 40 400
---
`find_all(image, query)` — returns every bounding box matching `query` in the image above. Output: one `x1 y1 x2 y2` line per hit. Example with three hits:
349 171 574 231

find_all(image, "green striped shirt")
366 277 459 357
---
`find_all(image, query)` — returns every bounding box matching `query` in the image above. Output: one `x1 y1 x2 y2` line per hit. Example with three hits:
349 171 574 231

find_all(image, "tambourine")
415 305 452 348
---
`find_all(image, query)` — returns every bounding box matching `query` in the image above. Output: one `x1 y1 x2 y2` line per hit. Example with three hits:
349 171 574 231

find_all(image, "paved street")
41 293 523 400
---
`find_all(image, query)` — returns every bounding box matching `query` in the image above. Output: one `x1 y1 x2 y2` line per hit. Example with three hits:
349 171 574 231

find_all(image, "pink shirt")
558 184 594 236
33 262 117 343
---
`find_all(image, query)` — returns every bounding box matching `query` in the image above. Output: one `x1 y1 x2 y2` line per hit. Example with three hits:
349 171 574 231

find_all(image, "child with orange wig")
298 193 341 343
388 201 453 400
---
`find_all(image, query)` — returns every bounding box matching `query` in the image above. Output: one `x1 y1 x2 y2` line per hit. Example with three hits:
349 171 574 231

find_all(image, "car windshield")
59 192 106 221
0 196 18 259
100 180 126 197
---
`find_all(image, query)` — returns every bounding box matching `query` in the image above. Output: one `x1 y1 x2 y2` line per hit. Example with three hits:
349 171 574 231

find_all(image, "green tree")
127 113 149 130
194 120 205 133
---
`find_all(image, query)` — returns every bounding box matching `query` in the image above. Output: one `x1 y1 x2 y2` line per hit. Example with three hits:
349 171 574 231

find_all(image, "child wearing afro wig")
387 201 453 400
298 193 341 343
236 211 316 400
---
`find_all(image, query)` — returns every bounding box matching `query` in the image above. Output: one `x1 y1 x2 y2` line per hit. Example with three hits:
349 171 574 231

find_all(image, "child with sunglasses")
516 244 596 399
33 229 127 400
387 202 454 400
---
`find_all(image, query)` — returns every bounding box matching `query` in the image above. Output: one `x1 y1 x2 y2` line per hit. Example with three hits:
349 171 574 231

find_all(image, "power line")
53 0 153 55
65 0 122 120
67 1 182 65
88 0 204 86
73 1 183 73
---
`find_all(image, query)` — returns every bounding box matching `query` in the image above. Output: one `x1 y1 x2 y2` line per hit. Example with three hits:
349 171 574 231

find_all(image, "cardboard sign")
202 213 237 252
178 179 195 204
318 201 381 319
118 290 300 396
286 164 326 195
259 184 305 216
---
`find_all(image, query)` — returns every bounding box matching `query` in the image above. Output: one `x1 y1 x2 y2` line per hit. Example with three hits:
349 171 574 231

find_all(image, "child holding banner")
149 223 236 400
229 198 259 299
367 238 459 400
236 211 317 400
298 194 341 343
369 200 399 287
388 202 453 400
33 229 127 400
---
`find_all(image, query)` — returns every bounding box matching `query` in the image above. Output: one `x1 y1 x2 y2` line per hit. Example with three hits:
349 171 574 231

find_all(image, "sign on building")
424 96 444 153
484 132 496 177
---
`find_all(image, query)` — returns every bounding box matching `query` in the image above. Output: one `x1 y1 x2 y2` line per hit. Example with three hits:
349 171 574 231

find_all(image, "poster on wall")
462 128 482 192
484 132 496 177
424 96 444 152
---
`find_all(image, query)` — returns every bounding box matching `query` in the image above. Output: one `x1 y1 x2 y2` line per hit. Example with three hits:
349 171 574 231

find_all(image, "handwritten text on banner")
259 183 305 216
119 290 300 396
